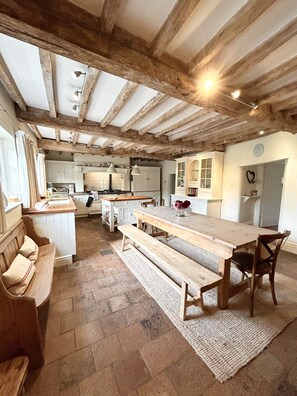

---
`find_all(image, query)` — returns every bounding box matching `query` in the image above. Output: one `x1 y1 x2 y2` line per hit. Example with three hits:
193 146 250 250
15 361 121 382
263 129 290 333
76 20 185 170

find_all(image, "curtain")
0 181 7 234
15 131 40 208
36 153 46 197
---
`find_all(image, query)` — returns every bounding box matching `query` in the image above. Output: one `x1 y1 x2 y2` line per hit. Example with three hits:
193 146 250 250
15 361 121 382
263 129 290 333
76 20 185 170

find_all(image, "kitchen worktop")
101 195 151 202
23 197 77 214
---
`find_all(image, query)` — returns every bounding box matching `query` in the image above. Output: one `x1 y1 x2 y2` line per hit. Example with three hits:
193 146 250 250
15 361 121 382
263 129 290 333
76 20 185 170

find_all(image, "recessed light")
259 130 264 135
231 89 241 99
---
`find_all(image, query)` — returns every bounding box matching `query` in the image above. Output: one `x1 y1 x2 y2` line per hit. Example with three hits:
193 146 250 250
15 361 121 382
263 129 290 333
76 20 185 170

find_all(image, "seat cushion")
2 254 36 295
19 235 39 264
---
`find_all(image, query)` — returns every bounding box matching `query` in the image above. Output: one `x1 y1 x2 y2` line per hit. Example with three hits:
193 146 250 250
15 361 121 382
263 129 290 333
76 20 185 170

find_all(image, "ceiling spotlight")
259 130 264 135
71 70 86 79
73 90 82 100
72 104 79 113
250 102 259 110
204 79 213 90
231 89 241 99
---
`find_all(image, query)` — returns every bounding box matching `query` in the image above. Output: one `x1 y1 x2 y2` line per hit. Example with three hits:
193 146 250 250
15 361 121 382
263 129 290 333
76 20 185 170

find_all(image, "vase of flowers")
174 200 191 217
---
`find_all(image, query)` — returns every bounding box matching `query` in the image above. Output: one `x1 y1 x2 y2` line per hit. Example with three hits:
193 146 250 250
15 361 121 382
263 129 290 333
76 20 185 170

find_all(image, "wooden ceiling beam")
29 124 42 139
183 118 243 142
286 106 297 116
100 138 114 148
87 136 97 147
77 67 100 123
188 0 276 73
259 81 297 106
151 0 200 58
272 95 297 112
55 128 60 142
72 132 79 145
155 108 209 137
38 139 172 160
100 0 122 35
223 16 297 79
1 0 296 132
39 49 57 118
121 92 167 132
242 55 297 91
100 81 138 127
138 102 190 135
17 106 203 151
0 54 26 110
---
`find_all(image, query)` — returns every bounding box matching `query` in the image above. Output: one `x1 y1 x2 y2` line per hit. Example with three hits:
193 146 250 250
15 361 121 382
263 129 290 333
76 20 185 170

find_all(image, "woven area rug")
111 237 297 382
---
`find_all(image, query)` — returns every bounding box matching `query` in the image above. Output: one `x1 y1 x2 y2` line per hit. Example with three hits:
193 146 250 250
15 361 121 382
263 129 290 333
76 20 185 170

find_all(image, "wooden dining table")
134 206 278 309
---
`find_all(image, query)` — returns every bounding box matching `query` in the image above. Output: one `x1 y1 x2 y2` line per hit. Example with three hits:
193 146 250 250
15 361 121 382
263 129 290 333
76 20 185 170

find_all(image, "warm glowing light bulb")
259 130 264 135
204 79 213 90
231 89 241 99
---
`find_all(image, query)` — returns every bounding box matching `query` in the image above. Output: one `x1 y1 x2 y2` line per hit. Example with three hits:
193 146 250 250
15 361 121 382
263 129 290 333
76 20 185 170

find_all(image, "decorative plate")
253 143 264 157
2 193 8 209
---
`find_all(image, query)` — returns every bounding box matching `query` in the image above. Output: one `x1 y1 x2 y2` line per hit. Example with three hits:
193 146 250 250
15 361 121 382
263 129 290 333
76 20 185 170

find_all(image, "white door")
146 168 160 190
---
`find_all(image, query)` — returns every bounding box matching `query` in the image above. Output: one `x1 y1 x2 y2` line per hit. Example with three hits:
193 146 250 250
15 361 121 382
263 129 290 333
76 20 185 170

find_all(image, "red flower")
183 200 191 209
174 200 191 209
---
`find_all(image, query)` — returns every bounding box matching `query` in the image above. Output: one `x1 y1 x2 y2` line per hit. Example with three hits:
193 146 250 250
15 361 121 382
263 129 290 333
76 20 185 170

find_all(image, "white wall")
221 132 297 253
157 160 176 206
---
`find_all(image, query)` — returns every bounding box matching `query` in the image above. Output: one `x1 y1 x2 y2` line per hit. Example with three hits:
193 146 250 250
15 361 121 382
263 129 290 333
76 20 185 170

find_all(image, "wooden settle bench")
0 356 29 396
118 225 222 320
0 216 56 369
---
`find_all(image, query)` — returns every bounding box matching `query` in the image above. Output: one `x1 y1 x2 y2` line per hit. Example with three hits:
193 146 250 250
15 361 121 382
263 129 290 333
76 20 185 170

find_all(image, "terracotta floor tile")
44 331 76 364
59 346 96 392
97 275 117 288
126 287 149 305
248 349 285 388
73 292 96 311
93 286 114 301
91 333 124 370
49 290 59 304
231 363 276 395
202 380 241 396
121 298 161 326
107 294 130 313
25 360 60 396
60 308 88 333
52 278 69 291
59 383 80 396
111 281 131 296
80 279 99 294
79 366 120 396
137 371 178 396
45 316 61 339
59 269 76 280
75 319 104 350
118 322 149 353
86 270 105 282
140 332 176 377
140 311 174 340
100 310 129 337
114 271 133 283
163 328 193 361
113 351 151 396
49 298 73 317
60 285 80 301
86 300 111 322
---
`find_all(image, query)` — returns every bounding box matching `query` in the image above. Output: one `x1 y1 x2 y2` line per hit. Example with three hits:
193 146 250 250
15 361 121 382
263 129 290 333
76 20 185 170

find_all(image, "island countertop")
101 195 152 202
23 197 77 215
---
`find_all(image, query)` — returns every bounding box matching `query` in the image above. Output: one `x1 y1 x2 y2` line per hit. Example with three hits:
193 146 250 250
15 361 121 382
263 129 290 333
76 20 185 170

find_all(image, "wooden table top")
23 197 77 214
101 195 152 202
134 206 277 250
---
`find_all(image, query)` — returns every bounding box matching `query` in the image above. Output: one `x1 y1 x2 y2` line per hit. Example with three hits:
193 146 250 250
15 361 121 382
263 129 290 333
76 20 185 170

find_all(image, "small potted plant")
174 200 191 216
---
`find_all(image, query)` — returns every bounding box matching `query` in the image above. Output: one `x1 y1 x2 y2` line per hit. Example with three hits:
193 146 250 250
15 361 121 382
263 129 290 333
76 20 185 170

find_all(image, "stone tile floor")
25 216 297 395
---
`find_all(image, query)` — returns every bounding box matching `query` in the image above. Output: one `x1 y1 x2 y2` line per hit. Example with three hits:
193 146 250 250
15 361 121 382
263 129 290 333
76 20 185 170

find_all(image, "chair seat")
231 252 271 274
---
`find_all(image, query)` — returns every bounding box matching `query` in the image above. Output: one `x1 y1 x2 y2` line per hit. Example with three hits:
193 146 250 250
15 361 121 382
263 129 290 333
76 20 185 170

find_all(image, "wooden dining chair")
231 230 291 317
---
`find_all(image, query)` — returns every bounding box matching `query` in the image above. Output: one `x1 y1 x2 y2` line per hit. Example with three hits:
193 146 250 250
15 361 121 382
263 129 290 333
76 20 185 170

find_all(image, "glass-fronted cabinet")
175 157 188 194
200 157 212 189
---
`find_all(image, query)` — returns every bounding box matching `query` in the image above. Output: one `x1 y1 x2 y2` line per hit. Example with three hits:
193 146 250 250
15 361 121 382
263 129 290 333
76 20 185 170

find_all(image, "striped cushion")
19 235 39 264
2 254 36 295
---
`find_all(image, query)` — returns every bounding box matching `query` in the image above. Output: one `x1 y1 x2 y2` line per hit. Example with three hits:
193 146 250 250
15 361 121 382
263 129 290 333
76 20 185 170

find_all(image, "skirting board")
55 255 73 267
282 241 297 255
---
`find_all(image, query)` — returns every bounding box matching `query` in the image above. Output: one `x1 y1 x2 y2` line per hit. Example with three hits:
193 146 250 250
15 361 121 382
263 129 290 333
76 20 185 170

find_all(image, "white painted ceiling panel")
215 0 297 73
38 126 55 139
255 70 297 97
60 130 72 142
132 97 182 130
77 134 91 144
167 0 247 62
85 72 127 122
151 105 202 133
69 0 104 16
116 0 177 41
111 85 158 127
55 54 88 117
0 34 49 110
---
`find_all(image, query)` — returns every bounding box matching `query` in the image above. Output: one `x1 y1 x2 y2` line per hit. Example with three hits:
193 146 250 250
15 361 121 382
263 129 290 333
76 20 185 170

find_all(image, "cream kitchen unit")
101 196 152 232
175 152 224 199
171 194 222 218
46 160 75 183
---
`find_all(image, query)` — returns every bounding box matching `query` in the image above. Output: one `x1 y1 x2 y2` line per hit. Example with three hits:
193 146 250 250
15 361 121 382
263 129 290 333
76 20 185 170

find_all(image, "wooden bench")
0 356 29 395
0 216 56 369
118 225 222 320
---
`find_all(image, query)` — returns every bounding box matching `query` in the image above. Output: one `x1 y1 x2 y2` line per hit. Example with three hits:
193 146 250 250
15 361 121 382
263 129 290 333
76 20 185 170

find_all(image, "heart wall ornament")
246 170 256 184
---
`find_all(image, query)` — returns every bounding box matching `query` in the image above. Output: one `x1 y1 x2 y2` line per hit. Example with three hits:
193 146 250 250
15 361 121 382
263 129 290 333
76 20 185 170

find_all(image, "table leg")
217 257 231 309
137 218 143 229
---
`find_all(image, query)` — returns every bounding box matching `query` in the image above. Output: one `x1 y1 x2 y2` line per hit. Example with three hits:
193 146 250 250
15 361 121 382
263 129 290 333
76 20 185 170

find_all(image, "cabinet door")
200 157 213 190
175 159 187 194
46 163 62 183
132 173 146 191
62 164 74 183
146 168 160 190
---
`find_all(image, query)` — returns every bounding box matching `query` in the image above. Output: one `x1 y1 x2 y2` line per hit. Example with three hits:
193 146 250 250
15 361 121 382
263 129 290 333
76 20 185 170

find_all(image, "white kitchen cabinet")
171 194 221 218
46 161 75 183
131 167 160 192
175 158 188 195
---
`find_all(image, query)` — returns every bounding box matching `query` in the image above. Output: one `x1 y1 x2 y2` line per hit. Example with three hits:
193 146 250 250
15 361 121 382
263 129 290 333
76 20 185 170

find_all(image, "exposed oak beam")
101 81 138 127
101 0 122 35
1 0 295 132
138 102 190 135
17 106 203 151
55 128 60 142
272 95 297 112
188 0 276 73
121 93 167 132
72 132 79 145
39 49 57 118
29 124 42 139
77 67 100 123
100 138 114 148
259 81 297 106
242 55 297 91
183 118 244 141
87 136 98 147
223 16 297 79
0 54 26 110
151 0 200 58
38 139 172 160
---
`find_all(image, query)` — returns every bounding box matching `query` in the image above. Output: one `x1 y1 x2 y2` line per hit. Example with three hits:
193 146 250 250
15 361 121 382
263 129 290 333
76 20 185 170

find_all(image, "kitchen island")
23 197 76 266
101 195 152 232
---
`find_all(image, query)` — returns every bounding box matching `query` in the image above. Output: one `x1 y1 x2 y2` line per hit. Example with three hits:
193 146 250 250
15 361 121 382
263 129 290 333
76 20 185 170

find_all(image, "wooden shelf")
242 195 261 203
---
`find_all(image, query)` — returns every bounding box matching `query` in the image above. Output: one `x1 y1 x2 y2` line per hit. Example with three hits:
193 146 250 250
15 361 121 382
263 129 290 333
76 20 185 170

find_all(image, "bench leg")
121 235 126 252
180 281 188 320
